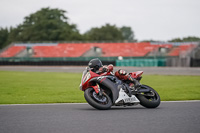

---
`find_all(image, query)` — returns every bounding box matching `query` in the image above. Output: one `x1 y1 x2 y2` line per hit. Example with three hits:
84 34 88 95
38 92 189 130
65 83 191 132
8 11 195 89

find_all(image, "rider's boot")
118 84 132 97
127 75 141 90
129 83 135 91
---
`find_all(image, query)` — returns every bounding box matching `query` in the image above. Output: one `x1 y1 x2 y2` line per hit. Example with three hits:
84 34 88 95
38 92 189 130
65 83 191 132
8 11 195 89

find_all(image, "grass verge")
0 71 200 104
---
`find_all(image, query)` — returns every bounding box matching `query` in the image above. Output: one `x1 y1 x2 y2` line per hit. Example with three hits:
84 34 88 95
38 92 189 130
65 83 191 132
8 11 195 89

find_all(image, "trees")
84 24 135 42
169 36 200 42
84 24 124 41
9 7 82 42
0 27 9 49
1 7 200 50
0 7 137 49
120 26 135 42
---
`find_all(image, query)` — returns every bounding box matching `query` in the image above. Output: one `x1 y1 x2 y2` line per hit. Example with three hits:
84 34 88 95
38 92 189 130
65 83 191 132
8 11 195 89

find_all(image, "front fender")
89 77 119 103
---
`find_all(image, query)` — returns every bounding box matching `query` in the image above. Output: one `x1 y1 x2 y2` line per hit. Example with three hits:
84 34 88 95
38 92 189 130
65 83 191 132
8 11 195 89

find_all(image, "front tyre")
136 85 160 108
84 88 112 110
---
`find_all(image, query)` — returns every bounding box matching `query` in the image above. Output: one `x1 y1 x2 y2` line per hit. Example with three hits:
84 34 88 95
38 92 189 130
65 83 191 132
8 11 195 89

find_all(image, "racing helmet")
88 58 103 72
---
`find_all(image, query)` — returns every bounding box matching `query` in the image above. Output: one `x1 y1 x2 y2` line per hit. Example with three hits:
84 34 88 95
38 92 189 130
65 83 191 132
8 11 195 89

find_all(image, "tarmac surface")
0 66 200 75
0 66 200 133
0 101 200 133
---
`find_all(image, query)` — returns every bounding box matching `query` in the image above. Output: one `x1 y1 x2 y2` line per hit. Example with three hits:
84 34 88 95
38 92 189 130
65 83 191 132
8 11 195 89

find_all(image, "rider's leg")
115 69 140 88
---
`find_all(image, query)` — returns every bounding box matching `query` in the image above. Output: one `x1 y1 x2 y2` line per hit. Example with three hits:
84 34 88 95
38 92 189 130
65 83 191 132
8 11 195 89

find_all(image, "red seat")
32 42 195 58
0 46 26 57
168 44 196 56
32 42 170 57
33 43 91 57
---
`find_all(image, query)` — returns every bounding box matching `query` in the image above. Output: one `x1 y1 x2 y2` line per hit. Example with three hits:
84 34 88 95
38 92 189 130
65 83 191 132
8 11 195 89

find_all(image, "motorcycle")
79 67 160 110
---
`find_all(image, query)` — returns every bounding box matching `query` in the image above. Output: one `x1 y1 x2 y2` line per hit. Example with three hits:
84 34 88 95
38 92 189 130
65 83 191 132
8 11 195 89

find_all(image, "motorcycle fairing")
80 70 99 91
80 68 119 103
115 88 140 105
89 76 119 103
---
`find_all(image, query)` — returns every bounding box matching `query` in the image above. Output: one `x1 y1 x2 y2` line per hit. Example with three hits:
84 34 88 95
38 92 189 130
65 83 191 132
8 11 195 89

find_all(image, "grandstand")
0 42 199 67
1 42 194 57
168 44 196 56
0 46 26 57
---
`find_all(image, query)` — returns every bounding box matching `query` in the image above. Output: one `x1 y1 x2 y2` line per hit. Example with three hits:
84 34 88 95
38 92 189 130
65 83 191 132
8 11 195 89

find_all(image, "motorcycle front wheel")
136 85 160 108
84 88 112 110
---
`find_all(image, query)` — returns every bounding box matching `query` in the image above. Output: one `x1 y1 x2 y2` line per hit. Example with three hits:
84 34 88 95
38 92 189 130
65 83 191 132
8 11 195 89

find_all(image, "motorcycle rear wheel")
84 88 112 110
136 85 160 108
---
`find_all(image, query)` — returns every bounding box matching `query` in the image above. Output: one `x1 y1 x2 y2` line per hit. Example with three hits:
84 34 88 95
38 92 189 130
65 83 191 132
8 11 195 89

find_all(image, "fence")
0 57 116 66
191 58 200 67
0 56 199 67
116 58 166 67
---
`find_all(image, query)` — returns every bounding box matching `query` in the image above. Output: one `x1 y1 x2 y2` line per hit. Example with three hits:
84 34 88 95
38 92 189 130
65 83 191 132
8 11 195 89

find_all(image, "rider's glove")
99 66 108 73
118 69 127 75
107 64 113 72
102 66 108 72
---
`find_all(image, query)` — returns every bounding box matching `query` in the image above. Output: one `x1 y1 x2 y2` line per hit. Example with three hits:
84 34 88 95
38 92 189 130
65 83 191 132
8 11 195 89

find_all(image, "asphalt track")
0 66 200 133
0 101 200 133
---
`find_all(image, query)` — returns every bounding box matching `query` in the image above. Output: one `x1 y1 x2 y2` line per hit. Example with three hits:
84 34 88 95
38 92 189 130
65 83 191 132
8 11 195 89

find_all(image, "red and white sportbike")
80 67 160 110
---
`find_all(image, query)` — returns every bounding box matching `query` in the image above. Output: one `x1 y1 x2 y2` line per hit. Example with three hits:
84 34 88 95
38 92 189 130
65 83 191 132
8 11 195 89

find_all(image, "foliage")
0 27 9 49
140 36 200 43
120 26 135 42
84 24 124 41
2 7 200 49
84 24 135 42
8 7 82 42
140 39 161 43
0 7 136 48
169 36 200 42
0 71 200 104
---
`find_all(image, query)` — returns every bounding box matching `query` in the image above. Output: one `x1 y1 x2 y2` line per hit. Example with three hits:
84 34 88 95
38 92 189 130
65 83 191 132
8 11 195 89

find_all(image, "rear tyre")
136 85 160 108
84 88 112 110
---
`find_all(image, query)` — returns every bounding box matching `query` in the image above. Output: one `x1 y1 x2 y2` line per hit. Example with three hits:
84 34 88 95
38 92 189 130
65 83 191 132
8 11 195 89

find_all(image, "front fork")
91 84 103 96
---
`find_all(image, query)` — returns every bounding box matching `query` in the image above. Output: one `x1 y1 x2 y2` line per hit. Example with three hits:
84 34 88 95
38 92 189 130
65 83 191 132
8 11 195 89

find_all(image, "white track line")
0 100 200 106
0 103 87 106
161 100 200 103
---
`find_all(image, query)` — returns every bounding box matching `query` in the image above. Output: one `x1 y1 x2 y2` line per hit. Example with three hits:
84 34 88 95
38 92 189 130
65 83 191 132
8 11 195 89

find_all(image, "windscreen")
79 67 90 90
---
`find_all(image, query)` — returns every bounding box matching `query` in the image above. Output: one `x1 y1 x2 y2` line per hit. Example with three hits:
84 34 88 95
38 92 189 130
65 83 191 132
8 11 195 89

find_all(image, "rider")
88 58 140 87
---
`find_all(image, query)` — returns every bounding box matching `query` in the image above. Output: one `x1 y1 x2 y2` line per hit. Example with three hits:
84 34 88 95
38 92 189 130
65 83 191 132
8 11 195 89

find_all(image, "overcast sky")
0 0 200 41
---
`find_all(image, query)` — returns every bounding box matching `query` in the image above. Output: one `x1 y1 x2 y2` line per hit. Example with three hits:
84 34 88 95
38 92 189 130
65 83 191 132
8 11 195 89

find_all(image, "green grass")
140 75 200 101
0 71 85 104
0 71 200 104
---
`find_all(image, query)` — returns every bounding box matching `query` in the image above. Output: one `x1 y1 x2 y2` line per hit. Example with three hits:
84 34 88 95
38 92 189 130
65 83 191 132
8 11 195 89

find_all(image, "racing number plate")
124 97 136 103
